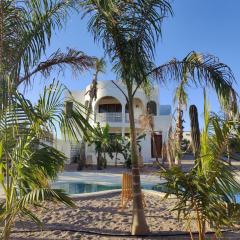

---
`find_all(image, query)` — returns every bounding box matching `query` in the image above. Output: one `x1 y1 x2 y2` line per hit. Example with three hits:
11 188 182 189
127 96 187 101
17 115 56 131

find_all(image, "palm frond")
151 51 237 111
35 80 95 141
0 0 77 83
15 0 77 81
17 188 75 209
18 49 97 86
82 0 172 86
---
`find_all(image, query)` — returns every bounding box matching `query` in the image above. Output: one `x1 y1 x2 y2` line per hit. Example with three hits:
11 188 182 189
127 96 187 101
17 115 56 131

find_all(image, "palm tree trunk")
97 151 102 170
128 95 149 235
78 141 86 170
103 151 107 168
175 103 183 166
78 87 94 170
115 152 118 167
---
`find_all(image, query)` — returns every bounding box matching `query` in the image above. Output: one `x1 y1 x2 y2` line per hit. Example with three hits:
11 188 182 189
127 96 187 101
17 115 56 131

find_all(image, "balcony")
95 112 140 124
95 112 122 123
125 113 140 124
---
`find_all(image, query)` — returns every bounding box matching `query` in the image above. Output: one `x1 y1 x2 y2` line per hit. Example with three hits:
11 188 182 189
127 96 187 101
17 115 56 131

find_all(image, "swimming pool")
52 181 161 194
52 181 240 204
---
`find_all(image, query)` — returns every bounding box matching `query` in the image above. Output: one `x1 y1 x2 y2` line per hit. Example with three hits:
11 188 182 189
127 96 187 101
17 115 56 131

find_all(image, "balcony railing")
95 112 122 123
125 113 139 123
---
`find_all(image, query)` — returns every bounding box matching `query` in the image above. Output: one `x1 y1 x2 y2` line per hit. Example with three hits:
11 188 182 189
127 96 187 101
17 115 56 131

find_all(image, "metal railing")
125 113 139 124
95 112 122 123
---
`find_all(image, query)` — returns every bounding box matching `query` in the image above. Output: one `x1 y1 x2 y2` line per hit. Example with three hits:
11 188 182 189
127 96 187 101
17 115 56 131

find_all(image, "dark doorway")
151 133 162 158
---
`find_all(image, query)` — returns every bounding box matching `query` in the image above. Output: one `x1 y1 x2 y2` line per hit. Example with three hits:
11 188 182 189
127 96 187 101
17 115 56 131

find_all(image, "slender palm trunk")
78 142 86 170
175 102 183 165
103 151 107 168
115 151 118 167
78 98 93 170
166 126 174 168
78 77 96 170
97 150 102 170
128 95 149 235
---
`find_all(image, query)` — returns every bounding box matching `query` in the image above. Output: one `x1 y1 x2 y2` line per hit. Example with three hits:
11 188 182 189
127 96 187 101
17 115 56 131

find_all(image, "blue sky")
23 0 240 131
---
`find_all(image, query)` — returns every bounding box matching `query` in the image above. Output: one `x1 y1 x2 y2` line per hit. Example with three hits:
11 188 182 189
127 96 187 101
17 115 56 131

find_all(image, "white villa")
59 80 172 165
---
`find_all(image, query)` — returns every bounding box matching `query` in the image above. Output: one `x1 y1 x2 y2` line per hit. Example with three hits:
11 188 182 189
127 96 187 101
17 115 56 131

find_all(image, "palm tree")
139 112 161 165
78 58 106 170
0 0 96 106
0 1 96 238
152 51 238 167
80 0 173 234
80 1 238 234
0 81 94 239
160 94 240 240
89 123 112 169
173 77 187 166
151 51 237 113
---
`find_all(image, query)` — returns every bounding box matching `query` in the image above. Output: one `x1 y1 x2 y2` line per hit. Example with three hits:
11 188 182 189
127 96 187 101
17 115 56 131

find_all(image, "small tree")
0 82 94 239
89 123 112 170
160 94 240 240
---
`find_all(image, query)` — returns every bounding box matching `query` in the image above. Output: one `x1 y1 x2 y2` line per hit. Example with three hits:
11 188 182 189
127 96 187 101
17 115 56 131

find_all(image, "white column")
121 101 125 124
121 127 125 138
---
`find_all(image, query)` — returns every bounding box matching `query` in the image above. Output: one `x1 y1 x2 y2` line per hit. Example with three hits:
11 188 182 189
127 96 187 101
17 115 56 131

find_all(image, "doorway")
151 132 162 158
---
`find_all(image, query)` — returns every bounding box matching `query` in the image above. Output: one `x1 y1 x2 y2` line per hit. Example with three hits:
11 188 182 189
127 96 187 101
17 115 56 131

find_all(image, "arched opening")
125 98 144 122
97 96 122 113
147 101 157 116
95 96 122 122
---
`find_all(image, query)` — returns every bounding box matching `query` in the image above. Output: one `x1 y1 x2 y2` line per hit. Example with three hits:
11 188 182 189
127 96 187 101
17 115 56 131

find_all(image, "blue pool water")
52 182 160 194
52 182 240 203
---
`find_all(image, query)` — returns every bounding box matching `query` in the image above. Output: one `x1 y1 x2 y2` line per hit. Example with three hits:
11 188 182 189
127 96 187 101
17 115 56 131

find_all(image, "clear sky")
23 0 240 131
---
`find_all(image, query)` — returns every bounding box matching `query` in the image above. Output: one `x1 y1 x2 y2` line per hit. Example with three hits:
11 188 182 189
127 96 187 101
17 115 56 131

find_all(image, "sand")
7 191 240 240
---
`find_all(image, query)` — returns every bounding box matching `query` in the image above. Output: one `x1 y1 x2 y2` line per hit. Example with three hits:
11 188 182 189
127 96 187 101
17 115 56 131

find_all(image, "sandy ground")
8 192 240 240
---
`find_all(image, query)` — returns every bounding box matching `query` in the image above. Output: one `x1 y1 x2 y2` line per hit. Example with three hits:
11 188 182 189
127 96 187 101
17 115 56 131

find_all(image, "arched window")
97 96 122 113
147 101 157 115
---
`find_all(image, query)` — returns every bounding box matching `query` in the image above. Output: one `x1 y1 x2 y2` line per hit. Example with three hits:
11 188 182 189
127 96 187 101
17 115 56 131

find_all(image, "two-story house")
64 80 171 165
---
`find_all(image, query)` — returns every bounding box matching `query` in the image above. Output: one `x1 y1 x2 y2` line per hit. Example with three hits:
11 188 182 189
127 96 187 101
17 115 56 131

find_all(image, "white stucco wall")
64 80 171 165
54 139 72 164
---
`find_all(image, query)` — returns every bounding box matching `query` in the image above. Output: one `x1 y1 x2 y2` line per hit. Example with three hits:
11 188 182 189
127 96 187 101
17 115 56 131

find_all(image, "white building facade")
66 80 172 165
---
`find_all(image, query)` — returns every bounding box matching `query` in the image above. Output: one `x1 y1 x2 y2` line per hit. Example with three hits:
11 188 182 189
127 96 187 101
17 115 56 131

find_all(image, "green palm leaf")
151 51 237 112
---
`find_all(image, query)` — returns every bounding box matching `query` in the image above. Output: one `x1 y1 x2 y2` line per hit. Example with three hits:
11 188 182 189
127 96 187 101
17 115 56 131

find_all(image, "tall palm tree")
152 52 238 167
173 74 187 166
78 58 106 170
80 1 238 235
80 0 173 234
0 1 96 238
139 112 161 165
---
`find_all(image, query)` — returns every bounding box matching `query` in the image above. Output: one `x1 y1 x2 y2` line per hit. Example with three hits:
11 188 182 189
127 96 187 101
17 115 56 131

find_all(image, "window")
98 104 122 113
147 101 157 115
